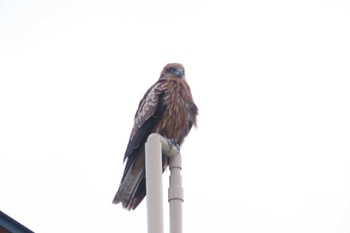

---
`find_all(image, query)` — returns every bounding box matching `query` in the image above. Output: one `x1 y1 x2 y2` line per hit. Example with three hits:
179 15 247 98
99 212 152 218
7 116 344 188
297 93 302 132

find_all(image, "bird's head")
160 63 185 80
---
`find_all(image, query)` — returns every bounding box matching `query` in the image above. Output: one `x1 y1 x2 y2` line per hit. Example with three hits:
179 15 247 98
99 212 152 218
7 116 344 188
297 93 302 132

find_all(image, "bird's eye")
167 67 177 74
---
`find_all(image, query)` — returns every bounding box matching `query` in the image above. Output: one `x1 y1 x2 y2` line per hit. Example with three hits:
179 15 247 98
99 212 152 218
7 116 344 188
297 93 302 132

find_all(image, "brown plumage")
112 63 198 210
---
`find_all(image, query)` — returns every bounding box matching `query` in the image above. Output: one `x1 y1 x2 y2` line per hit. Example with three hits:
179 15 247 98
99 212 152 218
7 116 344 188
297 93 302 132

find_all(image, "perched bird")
112 63 198 210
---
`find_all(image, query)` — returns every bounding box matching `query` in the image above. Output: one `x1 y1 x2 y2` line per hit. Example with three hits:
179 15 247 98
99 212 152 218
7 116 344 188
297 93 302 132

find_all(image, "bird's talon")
166 138 180 152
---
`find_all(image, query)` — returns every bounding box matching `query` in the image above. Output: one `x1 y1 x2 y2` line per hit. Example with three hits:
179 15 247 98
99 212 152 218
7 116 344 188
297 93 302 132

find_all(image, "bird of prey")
112 63 198 210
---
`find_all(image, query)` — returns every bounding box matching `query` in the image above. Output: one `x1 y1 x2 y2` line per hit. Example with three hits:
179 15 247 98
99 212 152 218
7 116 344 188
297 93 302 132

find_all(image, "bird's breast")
154 81 192 145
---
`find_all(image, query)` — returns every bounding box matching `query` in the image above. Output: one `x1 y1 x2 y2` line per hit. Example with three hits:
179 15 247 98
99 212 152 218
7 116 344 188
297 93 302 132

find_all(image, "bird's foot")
166 138 180 153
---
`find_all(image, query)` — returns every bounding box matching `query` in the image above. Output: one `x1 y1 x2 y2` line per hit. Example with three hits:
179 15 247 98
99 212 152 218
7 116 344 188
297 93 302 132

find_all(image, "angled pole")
145 133 183 233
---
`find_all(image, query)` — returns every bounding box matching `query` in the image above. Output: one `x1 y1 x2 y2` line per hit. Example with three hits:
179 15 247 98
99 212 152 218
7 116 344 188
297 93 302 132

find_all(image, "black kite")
112 63 198 210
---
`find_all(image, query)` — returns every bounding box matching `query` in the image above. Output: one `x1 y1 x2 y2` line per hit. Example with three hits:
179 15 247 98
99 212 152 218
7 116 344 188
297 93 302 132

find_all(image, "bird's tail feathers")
112 168 145 210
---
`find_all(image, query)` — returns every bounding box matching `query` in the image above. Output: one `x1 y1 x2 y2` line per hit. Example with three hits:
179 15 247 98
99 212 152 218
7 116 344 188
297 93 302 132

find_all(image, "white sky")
1 0 350 232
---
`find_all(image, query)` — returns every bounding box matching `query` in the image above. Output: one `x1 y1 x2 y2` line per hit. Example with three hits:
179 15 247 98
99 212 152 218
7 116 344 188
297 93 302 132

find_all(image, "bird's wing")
120 81 166 183
114 81 165 209
123 81 165 162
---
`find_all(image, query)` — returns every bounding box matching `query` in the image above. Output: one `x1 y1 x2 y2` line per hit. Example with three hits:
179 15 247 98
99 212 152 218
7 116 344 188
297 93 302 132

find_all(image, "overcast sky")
1 0 350 232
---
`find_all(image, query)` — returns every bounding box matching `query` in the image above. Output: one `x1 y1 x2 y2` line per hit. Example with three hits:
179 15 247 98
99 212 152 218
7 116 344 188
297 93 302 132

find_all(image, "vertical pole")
145 133 183 233
145 135 164 233
168 154 183 233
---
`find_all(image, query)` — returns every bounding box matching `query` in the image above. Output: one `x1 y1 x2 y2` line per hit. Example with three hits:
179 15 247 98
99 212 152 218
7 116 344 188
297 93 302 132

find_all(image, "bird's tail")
113 152 168 210
112 166 146 210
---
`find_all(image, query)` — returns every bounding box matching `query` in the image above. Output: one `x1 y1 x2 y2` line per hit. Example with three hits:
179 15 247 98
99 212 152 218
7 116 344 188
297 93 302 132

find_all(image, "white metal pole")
145 134 164 233
145 133 183 233
168 153 183 233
